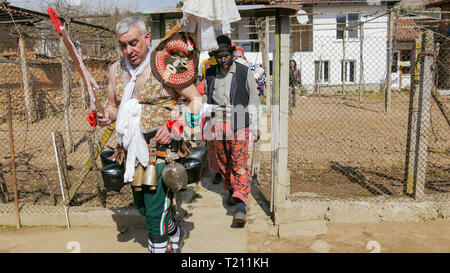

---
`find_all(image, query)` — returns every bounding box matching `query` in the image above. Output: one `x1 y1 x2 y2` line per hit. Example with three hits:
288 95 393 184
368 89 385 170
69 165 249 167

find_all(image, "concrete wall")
274 195 450 225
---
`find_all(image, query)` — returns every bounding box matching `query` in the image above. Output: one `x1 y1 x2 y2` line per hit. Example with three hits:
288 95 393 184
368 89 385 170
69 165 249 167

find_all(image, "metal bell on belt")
162 161 187 193
132 164 145 190
142 164 158 190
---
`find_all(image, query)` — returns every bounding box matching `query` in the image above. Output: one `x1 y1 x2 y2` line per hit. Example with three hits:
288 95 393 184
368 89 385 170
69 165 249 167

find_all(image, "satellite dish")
296 10 309 25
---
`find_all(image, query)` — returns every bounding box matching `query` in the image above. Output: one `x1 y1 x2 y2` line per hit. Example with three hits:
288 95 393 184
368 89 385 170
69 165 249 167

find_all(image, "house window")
400 50 412 74
392 51 399 73
231 19 259 52
336 15 346 40
291 15 313 52
347 14 359 39
315 60 330 83
337 14 360 39
341 60 355 83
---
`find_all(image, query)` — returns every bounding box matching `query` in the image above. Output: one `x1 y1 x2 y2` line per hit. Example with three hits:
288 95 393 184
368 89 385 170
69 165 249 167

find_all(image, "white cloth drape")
181 0 241 51
115 47 151 182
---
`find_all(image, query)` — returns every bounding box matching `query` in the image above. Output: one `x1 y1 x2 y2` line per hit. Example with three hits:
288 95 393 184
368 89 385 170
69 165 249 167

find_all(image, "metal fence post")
7 91 21 229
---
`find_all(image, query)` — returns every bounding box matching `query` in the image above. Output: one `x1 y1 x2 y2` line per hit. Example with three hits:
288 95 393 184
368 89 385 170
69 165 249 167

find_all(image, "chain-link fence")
1 8 449 220
0 20 134 213
233 10 449 205
285 10 449 202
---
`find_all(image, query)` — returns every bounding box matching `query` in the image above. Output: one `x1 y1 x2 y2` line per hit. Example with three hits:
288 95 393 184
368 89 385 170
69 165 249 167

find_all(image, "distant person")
234 46 249 67
289 59 302 107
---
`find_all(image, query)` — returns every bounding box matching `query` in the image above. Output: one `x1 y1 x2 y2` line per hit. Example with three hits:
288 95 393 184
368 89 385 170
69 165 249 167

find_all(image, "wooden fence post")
264 17 272 113
404 30 434 200
18 35 33 124
276 14 290 206
359 22 364 101
271 13 290 215
341 26 346 94
385 9 393 112
60 35 74 153
270 11 281 214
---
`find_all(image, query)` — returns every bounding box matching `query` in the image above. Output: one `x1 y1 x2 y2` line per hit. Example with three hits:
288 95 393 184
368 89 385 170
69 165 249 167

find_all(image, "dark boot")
212 173 222 184
227 190 237 206
233 201 247 225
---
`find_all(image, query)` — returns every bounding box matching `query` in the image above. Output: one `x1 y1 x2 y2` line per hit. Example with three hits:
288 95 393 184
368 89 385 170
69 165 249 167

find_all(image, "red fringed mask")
151 32 198 89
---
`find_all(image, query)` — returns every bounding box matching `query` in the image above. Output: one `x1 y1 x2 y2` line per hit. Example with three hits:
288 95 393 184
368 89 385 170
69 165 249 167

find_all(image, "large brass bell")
132 164 145 191
142 164 158 190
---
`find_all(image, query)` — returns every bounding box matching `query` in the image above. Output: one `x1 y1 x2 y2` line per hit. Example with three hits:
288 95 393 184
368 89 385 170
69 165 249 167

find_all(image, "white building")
199 0 401 93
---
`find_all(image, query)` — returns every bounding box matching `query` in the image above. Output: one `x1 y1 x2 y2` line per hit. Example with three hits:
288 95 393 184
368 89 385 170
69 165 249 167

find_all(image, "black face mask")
215 51 233 69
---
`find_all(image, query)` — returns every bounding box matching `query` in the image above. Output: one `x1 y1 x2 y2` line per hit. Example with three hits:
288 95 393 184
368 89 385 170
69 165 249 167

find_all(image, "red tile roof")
395 18 419 41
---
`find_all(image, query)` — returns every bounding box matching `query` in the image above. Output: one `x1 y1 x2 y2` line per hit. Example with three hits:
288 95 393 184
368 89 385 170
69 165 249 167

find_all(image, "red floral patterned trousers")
213 127 251 205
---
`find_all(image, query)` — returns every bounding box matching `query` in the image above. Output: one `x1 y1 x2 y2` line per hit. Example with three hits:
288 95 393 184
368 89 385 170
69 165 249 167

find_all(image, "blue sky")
8 0 181 13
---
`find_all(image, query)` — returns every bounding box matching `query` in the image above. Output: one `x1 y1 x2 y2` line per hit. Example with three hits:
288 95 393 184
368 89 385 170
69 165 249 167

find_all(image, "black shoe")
212 173 222 184
226 190 237 206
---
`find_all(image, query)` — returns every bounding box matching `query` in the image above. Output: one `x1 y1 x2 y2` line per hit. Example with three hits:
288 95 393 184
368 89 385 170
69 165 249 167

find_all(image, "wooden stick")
52 132 71 230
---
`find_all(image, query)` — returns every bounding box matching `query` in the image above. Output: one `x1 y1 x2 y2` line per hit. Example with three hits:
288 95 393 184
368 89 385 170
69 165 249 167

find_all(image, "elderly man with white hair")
97 16 201 253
